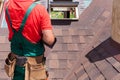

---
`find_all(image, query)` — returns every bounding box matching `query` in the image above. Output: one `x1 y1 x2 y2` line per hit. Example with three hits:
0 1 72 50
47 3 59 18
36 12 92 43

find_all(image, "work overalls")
6 2 45 80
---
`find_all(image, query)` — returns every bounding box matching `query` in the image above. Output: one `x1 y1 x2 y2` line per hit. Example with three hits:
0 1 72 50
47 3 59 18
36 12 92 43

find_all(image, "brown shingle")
95 60 119 80
0 43 10 51
53 28 63 36
0 36 7 43
63 36 73 43
67 44 79 51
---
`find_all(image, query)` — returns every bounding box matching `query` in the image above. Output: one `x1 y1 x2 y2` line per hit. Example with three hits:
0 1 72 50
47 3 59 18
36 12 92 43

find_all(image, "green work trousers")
13 65 25 80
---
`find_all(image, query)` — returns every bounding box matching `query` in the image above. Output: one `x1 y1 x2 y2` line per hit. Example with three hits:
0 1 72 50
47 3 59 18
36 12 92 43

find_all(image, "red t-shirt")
5 0 52 43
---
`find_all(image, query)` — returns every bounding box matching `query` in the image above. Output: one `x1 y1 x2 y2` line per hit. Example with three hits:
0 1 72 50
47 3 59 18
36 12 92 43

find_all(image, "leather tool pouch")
4 53 16 77
25 55 47 80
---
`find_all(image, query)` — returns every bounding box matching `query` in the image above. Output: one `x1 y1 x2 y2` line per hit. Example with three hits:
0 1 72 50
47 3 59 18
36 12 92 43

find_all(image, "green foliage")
51 11 76 19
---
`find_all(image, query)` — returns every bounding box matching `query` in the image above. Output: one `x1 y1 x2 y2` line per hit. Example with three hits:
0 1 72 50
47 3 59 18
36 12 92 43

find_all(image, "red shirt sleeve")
40 6 53 30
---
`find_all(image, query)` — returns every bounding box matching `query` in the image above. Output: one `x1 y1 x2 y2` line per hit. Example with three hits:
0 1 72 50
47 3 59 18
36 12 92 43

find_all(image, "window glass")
0 0 7 28
1 11 7 28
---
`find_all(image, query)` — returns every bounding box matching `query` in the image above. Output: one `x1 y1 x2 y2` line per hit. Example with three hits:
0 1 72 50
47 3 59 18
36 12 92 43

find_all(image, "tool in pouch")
4 2 48 80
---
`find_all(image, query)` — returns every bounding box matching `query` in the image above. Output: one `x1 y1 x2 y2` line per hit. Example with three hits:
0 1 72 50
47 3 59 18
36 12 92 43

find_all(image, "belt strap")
9 53 45 67
18 2 38 33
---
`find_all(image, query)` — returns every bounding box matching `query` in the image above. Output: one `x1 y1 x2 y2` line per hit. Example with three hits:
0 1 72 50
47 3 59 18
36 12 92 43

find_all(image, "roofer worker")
4 0 56 80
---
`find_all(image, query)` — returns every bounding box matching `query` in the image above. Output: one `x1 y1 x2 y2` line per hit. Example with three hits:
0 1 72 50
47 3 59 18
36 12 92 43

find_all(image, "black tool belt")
8 52 46 67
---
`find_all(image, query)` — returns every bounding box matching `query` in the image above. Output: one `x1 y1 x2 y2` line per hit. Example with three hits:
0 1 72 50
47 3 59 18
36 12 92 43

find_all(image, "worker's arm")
42 30 56 48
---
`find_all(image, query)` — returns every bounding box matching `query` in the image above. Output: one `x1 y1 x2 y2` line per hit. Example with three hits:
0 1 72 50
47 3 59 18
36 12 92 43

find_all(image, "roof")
1 0 120 80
